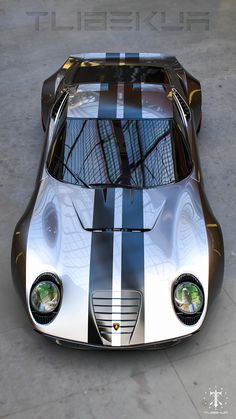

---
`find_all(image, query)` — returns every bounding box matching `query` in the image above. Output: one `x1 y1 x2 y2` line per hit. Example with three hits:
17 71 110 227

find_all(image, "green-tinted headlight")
174 282 203 314
31 281 60 314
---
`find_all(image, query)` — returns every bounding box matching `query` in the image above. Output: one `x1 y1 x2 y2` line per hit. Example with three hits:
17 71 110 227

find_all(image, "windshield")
47 118 192 189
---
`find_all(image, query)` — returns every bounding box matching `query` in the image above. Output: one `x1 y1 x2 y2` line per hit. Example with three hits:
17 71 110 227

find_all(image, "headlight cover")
30 273 62 324
173 275 204 325
174 282 203 314
31 281 60 313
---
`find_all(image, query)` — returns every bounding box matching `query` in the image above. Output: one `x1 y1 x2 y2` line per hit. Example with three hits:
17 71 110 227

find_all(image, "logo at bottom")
203 386 229 415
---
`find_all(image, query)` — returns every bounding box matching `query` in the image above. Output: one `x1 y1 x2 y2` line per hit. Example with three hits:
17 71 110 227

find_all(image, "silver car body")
12 53 224 348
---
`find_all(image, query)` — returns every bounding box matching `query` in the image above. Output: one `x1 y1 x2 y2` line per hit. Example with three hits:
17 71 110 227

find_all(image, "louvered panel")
172 87 191 122
51 91 69 121
92 290 142 345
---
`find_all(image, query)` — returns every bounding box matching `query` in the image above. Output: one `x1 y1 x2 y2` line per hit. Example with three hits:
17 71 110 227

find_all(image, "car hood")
26 175 209 347
70 185 166 231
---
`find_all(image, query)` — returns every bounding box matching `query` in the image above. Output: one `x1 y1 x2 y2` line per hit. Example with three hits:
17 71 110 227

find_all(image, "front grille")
92 290 142 345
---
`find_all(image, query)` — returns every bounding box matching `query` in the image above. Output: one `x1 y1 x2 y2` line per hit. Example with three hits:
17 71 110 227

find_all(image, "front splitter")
35 329 197 350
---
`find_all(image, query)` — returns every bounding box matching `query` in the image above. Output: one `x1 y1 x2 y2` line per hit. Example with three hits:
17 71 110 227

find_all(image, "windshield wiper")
55 155 90 189
89 183 143 190
89 183 114 188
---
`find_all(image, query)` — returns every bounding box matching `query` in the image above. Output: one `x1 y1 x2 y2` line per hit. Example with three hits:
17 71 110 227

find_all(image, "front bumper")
36 329 198 350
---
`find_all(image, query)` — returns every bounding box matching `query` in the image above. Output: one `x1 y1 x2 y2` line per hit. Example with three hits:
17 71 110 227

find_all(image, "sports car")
11 53 224 349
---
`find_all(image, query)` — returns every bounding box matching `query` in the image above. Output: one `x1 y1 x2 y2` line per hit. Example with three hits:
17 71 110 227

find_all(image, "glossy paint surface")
12 52 224 347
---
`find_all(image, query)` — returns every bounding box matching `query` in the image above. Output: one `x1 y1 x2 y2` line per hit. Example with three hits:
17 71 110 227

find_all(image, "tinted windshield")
47 118 192 188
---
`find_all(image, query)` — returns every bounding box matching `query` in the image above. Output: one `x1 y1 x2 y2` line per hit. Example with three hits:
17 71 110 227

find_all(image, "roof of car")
68 52 176 66
67 83 173 119
61 53 180 120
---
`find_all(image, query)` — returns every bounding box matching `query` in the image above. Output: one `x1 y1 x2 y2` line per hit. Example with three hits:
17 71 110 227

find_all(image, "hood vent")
172 87 190 124
52 91 69 122
71 188 166 231
84 227 151 233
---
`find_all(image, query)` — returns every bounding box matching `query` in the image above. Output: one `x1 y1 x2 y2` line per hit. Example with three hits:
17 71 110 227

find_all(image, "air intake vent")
177 313 202 326
92 290 142 346
51 91 69 121
172 88 190 123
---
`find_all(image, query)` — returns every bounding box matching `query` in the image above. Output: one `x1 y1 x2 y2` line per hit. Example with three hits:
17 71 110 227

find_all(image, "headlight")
174 281 203 314
30 280 60 314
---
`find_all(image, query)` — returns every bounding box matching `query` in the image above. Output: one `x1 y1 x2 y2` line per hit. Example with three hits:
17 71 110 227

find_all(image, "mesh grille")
32 312 58 325
177 313 202 326
92 290 142 345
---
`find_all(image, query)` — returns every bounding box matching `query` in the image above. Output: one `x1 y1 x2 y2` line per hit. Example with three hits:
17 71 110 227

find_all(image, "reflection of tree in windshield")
48 118 192 188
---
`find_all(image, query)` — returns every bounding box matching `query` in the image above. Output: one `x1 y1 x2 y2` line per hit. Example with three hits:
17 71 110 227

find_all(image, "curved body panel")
12 52 224 348
21 175 208 345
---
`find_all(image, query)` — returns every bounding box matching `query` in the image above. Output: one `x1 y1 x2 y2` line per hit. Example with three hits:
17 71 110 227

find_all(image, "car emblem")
113 322 120 331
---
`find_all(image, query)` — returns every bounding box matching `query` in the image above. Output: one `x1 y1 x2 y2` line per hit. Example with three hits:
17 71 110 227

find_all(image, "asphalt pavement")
0 1 236 418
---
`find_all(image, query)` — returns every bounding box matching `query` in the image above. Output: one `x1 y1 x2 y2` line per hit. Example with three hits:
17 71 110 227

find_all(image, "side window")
47 119 67 180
